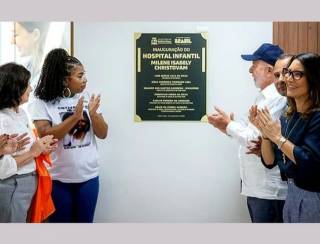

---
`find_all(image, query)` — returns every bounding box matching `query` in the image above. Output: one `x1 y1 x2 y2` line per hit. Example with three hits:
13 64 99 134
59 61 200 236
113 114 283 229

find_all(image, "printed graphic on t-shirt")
60 110 92 149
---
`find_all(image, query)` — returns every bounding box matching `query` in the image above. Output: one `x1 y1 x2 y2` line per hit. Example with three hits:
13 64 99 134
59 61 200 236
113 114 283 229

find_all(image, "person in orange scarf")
0 63 57 223
28 129 57 223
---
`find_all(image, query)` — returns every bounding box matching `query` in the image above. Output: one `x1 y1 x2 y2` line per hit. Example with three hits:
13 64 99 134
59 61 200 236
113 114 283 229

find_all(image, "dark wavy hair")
0 63 30 110
286 53 320 118
34 48 82 102
286 53 320 117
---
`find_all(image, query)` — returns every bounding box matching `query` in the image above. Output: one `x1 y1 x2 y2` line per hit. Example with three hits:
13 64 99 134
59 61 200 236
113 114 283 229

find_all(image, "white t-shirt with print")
29 92 100 183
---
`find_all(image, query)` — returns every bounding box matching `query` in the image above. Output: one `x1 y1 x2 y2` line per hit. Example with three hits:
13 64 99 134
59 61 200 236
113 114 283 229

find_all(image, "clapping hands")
208 106 234 134
0 133 31 155
248 106 281 143
30 135 58 157
89 94 101 117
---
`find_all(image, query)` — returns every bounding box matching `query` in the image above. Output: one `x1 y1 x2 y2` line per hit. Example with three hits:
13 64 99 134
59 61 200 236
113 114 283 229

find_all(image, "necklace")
282 114 302 164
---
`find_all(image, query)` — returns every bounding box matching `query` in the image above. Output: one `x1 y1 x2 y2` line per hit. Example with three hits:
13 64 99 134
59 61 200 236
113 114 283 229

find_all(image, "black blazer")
262 111 320 192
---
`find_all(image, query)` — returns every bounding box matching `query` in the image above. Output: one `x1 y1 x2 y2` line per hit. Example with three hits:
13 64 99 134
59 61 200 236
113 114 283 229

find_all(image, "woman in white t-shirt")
30 48 108 223
0 63 56 222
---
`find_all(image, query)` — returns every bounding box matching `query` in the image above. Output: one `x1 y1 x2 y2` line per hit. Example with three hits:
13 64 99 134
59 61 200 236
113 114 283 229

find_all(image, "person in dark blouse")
249 53 320 222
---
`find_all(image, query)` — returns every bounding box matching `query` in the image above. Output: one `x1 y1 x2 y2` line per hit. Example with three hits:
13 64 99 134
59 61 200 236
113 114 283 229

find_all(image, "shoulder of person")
267 92 285 102
0 111 12 129
0 108 27 131
265 94 287 110
18 107 28 117
297 109 320 135
29 97 48 106
27 98 48 114
308 109 320 125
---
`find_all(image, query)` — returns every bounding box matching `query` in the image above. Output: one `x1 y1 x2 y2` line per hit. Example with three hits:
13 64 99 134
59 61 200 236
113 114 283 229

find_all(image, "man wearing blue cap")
208 43 288 223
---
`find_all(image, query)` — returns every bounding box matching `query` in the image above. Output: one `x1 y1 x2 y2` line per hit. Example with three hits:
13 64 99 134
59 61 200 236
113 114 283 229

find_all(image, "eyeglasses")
282 68 305 80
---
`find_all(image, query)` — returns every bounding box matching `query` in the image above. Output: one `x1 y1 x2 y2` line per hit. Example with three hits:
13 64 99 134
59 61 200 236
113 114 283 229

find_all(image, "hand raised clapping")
89 94 101 117
208 106 234 134
30 135 58 157
73 96 84 121
0 134 9 148
0 133 31 155
248 106 281 143
11 133 31 152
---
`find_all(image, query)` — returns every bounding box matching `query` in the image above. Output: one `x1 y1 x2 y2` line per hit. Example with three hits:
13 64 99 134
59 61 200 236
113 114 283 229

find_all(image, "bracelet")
277 136 287 150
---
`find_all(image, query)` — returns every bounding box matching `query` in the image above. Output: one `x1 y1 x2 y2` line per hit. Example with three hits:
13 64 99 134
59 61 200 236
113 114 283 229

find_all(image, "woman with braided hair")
30 48 108 222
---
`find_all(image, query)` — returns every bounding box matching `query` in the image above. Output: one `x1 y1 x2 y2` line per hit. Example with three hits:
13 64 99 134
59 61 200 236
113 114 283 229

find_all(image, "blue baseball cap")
241 43 284 66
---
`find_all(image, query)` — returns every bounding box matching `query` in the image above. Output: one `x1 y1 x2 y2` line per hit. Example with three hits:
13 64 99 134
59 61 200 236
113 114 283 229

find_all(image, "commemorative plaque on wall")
135 33 207 121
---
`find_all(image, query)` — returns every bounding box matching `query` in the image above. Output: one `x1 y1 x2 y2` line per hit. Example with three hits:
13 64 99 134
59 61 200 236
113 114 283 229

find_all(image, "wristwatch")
277 136 287 149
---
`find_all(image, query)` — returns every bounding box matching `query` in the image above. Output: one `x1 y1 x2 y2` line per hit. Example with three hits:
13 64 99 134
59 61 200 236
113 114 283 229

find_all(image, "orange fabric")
29 129 55 223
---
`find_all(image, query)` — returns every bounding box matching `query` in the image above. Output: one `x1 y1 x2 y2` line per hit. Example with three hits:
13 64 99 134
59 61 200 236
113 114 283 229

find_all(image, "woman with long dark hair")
250 53 320 222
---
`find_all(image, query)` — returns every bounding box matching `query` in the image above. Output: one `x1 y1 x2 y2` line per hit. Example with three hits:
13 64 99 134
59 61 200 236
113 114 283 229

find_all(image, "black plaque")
135 33 207 121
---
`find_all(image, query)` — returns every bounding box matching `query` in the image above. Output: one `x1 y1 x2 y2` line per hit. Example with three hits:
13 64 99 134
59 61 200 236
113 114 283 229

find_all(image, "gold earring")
63 87 71 98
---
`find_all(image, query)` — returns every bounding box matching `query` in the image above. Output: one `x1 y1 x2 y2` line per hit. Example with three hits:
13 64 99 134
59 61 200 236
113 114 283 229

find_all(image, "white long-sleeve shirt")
0 108 36 180
226 83 288 200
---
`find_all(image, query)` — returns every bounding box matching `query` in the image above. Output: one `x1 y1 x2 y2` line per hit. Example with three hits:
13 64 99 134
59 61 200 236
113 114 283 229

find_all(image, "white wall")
74 22 272 222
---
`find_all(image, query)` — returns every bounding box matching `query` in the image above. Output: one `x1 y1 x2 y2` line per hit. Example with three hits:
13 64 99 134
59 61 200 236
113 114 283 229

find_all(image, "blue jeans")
247 196 285 223
49 176 99 223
